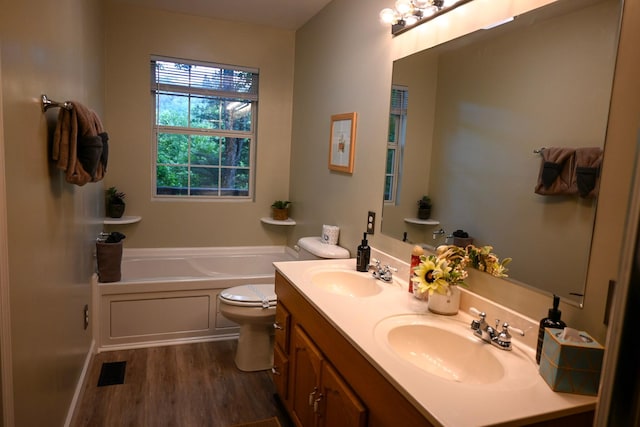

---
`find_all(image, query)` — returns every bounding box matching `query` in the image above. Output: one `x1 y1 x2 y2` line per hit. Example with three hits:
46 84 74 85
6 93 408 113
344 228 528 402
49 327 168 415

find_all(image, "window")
384 85 408 203
151 57 259 198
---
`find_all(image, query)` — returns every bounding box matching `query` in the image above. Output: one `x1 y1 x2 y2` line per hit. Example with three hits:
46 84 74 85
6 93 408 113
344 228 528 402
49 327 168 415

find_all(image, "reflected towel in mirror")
575 147 603 198
534 147 576 196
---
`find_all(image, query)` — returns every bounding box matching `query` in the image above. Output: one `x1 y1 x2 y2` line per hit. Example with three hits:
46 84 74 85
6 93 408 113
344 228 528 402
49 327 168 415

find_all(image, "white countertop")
274 257 596 427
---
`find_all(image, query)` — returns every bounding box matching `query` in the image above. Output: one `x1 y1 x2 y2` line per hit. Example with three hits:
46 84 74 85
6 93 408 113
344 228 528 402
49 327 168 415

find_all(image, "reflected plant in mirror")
381 0 621 305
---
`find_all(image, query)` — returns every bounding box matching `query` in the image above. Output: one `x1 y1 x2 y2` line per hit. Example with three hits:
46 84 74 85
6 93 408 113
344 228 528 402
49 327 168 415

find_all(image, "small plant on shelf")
271 200 291 221
417 196 432 219
106 186 126 218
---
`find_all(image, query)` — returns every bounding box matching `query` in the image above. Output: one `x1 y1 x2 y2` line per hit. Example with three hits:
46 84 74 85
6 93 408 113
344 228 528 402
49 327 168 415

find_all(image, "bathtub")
94 246 297 351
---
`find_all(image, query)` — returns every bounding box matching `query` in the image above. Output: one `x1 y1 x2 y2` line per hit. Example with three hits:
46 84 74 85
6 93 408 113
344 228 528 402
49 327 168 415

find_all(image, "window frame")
150 55 259 201
385 85 408 205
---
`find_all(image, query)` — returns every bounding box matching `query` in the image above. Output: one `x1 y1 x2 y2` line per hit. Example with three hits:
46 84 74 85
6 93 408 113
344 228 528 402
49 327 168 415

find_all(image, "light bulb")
379 8 397 24
419 5 436 17
404 15 419 26
413 0 430 8
395 0 412 15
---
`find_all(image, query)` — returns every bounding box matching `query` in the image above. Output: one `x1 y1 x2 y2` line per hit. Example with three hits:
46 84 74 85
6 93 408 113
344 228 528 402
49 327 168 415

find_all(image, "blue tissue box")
539 328 604 396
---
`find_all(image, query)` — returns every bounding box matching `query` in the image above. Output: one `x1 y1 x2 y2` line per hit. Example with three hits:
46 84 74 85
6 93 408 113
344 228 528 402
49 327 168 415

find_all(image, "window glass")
151 57 258 198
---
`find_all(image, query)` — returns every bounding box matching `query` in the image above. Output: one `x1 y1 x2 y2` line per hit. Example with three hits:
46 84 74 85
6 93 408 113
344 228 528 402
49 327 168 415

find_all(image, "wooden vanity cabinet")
273 271 596 427
274 271 433 427
290 325 367 427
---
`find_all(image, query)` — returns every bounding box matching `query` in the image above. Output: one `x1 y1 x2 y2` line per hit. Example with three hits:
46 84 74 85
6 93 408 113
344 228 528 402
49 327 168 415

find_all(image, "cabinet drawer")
273 344 289 400
274 303 290 353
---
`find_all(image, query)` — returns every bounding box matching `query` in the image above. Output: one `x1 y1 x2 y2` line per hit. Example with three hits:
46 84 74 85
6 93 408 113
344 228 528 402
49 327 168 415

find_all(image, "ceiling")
108 0 334 30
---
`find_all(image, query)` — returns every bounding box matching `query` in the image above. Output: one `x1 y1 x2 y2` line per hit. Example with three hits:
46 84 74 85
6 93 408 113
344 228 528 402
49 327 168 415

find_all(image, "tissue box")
539 328 604 396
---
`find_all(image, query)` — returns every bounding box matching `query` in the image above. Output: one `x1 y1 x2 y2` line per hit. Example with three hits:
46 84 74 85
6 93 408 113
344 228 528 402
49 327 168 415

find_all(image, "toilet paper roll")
322 225 340 245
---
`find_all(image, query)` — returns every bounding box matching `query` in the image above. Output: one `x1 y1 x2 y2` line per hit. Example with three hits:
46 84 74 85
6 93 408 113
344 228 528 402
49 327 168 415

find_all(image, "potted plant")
271 200 291 221
417 196 432 219
106 186 126 218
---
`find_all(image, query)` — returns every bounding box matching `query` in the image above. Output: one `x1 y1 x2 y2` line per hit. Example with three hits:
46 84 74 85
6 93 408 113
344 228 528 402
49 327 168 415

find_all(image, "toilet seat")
219 284 277 308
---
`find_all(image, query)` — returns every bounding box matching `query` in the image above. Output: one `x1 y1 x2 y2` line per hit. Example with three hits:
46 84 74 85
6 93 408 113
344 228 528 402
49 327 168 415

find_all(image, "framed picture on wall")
328 112 357 173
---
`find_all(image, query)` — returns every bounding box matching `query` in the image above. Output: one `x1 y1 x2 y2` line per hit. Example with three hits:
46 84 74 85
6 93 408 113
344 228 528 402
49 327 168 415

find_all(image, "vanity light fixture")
379 0 474 35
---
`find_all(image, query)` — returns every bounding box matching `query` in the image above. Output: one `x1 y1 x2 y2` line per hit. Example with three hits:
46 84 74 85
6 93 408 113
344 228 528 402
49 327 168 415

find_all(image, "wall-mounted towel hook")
41 94 73 112
533 147 546 154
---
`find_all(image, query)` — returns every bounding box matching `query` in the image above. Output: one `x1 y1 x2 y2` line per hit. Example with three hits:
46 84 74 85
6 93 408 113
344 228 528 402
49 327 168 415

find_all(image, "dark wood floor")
71 340 292 427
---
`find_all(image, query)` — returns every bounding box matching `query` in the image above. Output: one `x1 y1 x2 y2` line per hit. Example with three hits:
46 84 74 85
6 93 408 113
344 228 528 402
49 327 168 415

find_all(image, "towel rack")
41 94 73 112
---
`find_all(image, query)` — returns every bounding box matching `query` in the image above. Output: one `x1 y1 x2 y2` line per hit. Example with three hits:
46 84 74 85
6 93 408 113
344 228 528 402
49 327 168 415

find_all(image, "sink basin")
375 315 505 384
310 270 383 297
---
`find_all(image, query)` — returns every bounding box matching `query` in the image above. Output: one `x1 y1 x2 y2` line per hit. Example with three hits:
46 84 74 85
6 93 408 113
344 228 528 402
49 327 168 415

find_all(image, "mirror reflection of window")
385 85 408 204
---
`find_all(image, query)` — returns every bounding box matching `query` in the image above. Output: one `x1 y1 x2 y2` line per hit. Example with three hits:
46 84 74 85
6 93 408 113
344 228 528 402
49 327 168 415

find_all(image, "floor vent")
97 361 126 387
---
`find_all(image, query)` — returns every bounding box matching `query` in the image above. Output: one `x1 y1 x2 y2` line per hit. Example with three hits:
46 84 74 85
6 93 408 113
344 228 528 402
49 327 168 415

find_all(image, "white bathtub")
94 246 297 351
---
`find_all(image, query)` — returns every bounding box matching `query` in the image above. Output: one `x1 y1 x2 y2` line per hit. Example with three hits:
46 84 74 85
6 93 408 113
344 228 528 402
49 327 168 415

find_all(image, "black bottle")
536 294 567 364
356 232 371 272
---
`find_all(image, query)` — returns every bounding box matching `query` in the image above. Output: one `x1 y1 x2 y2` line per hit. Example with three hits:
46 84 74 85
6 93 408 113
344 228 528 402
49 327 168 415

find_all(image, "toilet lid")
220 284 277 308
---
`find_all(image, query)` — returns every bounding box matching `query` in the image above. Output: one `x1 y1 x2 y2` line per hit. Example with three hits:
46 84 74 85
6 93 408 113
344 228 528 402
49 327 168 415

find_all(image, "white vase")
428 285 460 315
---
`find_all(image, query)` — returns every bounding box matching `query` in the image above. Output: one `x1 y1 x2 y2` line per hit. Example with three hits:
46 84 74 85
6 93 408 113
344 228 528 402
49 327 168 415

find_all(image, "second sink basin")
375 314 505 385
310 270 383 297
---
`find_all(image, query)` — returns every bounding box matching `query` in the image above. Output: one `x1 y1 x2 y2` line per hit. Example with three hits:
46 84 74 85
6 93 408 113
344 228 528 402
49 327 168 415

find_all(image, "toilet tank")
296 237 350 260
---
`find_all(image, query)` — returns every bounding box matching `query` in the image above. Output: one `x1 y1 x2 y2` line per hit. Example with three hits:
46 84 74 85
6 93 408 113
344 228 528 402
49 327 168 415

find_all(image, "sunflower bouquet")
411 245 469 299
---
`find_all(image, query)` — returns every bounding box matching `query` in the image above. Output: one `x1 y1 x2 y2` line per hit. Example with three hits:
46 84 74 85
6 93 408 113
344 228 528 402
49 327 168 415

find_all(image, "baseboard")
96 333 239 353
63 339 96 427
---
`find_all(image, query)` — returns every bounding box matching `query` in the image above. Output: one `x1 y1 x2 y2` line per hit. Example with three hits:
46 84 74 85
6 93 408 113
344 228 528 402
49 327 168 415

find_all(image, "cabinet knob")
271 366 281 376
313 394 323 413
273 322 284 330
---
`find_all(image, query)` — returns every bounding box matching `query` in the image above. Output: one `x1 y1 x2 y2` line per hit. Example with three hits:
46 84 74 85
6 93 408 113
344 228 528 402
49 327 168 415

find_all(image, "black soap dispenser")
356 232 371 272
536 294 567 364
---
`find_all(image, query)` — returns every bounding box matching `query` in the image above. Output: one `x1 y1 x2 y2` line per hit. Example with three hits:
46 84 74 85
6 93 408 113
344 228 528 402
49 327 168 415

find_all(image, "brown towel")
534 147 576 195
575 147 603 198
52 101 108 186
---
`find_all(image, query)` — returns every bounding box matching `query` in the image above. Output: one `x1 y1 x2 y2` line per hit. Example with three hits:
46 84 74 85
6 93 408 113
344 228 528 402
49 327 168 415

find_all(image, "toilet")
218 284 277 371
218 237 350 371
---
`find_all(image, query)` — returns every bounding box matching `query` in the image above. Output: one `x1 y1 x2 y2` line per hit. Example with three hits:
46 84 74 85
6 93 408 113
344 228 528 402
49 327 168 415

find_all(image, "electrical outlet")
367 211 376 234
83 304 89 330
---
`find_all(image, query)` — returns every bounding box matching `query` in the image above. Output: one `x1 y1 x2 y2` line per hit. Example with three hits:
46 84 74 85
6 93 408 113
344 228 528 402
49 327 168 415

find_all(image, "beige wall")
287 0 393 248
0 0 104 425
103 4 296 248
289 0 637 344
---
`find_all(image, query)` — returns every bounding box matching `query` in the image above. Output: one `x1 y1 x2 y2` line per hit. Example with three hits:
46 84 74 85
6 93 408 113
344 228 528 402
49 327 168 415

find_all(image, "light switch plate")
367 211 375 234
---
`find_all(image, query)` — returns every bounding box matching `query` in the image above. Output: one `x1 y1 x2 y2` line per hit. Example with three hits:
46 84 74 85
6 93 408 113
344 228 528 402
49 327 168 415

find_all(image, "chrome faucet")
432 228 446 240
470 307 524 351
432 228 453 245
368 258 397 283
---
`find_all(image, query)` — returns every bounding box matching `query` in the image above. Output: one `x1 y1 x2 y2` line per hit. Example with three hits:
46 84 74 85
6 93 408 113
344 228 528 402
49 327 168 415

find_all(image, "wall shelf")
103 215 142 225
260 217 296 226
404 218 439 226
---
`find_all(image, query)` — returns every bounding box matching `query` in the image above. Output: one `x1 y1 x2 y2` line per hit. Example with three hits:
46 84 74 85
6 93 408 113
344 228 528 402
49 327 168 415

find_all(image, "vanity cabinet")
290 325 366 427
273 270 596 427
274 271 433 427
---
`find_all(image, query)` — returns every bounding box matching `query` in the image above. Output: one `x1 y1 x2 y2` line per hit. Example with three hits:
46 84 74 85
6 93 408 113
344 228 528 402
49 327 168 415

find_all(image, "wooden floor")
71 340 292 427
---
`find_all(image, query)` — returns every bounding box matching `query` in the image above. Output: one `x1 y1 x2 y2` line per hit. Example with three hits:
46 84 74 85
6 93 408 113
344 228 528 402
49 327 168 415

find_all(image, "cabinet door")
274 303 290 353
318 362 367 427
291 326 323 427
273 344 289 400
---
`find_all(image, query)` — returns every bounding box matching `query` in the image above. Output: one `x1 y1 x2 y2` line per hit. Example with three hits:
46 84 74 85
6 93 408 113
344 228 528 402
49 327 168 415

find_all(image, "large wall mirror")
381 0 621 305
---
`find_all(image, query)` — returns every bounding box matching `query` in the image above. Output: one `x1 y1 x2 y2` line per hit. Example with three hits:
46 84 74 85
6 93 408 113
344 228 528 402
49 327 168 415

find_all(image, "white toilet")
218 237 350 371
